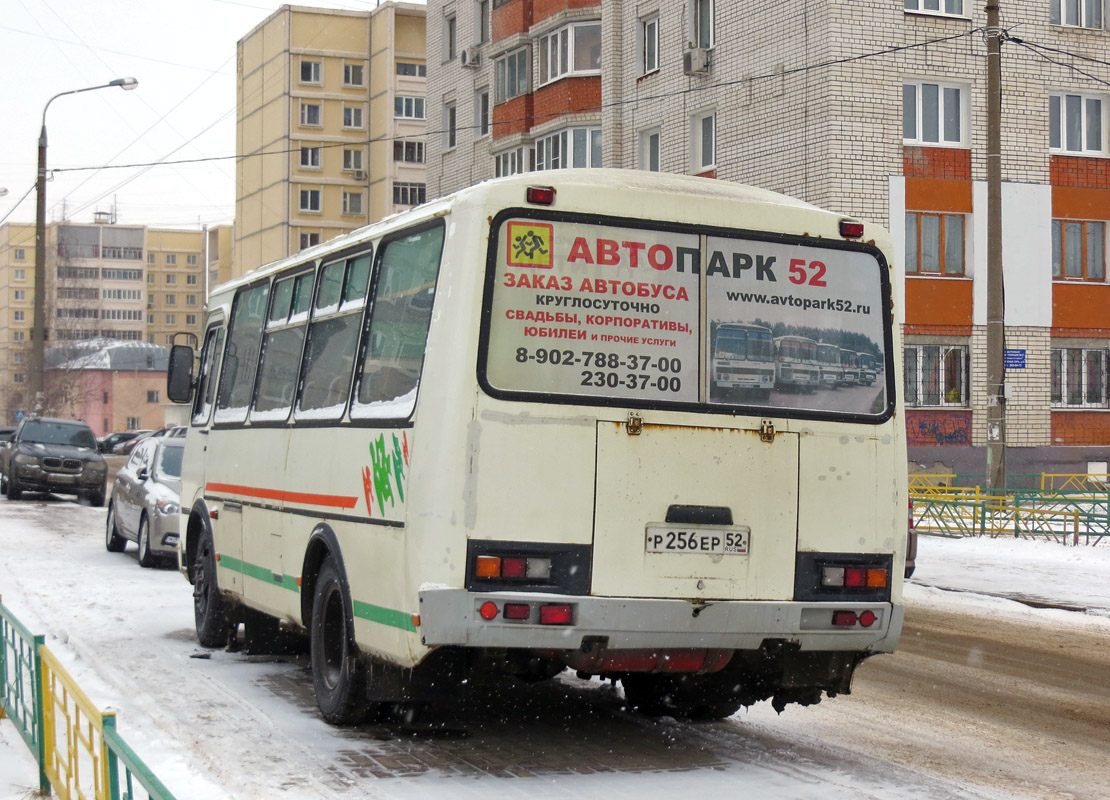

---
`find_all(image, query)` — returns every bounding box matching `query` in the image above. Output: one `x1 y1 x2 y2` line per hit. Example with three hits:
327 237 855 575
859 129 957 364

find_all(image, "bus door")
591 420 799 601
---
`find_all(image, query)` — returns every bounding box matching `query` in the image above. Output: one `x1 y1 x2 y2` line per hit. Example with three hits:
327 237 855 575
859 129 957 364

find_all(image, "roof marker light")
839 220 865 238
526 186 556 205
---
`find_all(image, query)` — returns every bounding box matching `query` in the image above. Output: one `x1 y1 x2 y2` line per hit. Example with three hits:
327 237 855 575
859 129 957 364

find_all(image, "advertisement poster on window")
485 217 889 417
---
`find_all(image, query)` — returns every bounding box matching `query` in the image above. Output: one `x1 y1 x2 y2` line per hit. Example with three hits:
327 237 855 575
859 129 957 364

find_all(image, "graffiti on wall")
908 412 971 446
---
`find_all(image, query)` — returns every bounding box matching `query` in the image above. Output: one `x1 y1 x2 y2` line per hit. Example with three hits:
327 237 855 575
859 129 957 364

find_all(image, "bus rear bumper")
417 589 904 654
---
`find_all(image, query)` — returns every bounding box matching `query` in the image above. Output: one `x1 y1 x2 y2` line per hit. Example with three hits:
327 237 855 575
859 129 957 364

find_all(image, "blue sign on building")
1004 349 1026 369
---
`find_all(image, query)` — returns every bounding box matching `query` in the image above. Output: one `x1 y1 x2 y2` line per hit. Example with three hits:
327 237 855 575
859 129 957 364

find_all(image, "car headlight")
156 499 180 516
13 453 40 466
86 461 107 475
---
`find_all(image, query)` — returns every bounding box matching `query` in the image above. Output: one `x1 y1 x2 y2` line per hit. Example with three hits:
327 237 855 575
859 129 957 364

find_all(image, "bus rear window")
482 214 891 420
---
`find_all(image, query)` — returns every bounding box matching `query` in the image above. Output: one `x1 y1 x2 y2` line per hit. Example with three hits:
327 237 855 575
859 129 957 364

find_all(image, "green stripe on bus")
217 555 300 592
217 555 415 632
353 600 417 632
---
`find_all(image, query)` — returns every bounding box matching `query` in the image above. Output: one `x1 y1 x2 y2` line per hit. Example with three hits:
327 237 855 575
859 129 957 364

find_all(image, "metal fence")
910 474 1110 545
0 598 177 799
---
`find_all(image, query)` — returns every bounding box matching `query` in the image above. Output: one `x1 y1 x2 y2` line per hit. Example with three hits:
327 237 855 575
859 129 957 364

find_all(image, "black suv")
0 417 108 506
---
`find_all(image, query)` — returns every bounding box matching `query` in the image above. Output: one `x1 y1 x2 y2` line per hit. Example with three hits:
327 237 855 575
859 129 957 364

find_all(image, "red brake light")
503 603 531 620
539 604 572 625
844 568 867 587
501 557 527 578
859 610 877 628
526 186 556 205
478 601 499 620
832 610 858 627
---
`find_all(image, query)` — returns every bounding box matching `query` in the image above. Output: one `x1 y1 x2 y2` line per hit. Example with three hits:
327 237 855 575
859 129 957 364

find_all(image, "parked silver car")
105 437 184 567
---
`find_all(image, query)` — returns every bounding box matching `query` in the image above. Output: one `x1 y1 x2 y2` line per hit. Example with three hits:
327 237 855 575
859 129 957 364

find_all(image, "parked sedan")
0 417 108 505
98 430 148 454
105 437 184 567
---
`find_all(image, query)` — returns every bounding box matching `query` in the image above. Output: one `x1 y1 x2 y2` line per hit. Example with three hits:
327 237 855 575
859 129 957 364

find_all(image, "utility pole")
985 0 1006 492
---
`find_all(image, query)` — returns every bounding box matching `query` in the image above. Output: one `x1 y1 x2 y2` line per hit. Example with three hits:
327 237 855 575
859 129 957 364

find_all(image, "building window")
147 390 160 403
394 141 425 163
186 314 197 326
904 344 968 407
1050 0 1103 28
166 273 178 285
300 146 321 168
13 352 23 364
187 294 197 305
906 212 965 275
393 182 426 206
13 331 25 342
903 81 965 146
147 252 155 264
166 314 176 325
300 189 321 212
342 192 363 215
166 295 176 306
343 106 364 129
641 15 659 75
538 22 602 86
14 248 25 260
14 290 26 301
536 127 602 171
14 268 26 281
166 254 177 266
640 128 661 171
445 15 457 61
186 254 198 266
1050 93 1105 155
1052 348 1108 407
300 232 321 250
692 0 714 49
300 103 321 127
396 62 427 77
478 0 490 43
495 146 532 177
344 63 364 86
495 48 529 104
691 111 716 171
1052 220 1106 281
445 104 457 149
300 60 321 84
395 95 426 119
904 0 964 15
187 274 198 285
344 148 364 171
476 90 490 137
14 373 26 384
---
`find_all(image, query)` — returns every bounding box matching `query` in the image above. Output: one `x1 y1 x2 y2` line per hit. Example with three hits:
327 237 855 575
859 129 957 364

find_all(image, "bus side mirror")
167 344 195 403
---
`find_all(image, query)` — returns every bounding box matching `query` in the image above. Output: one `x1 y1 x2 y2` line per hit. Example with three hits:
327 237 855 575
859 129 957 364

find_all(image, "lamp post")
31 77 138 414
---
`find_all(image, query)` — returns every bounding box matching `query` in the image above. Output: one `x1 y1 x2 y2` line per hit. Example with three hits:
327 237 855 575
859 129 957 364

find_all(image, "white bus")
167 170 907 723
709 322 775 401
816 342 843 388
773 335 820 391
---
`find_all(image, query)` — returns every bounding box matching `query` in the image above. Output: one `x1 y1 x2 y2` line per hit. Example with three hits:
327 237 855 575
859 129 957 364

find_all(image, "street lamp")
30 77 138 414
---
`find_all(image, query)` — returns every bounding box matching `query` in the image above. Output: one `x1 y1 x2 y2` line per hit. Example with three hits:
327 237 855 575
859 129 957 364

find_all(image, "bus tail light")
503 603 531 620
908 498 914 530
839 220 865 238
474 554 553 580
822 565 888 589
831 610 878 628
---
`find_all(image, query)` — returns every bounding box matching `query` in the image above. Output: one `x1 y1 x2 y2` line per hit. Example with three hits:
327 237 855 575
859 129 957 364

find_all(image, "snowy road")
2 496 1109 799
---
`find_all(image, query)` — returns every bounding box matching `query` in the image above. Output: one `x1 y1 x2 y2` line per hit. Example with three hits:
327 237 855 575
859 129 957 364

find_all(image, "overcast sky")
1 0 416 231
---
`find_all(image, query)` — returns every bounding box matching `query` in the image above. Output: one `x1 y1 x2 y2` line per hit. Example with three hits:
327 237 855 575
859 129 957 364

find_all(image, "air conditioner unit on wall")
353 170 366 181
460 46 480 68
683 47 710 75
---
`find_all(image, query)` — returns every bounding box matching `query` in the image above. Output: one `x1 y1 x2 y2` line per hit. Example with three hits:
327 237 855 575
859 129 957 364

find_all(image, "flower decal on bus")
361 431 410 517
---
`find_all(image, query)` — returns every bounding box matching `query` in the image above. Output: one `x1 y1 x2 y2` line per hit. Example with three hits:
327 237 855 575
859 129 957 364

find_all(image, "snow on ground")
1 497 1108 799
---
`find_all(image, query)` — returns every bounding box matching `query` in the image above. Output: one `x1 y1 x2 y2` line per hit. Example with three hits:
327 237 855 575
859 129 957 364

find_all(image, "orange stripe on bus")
206 482 359 509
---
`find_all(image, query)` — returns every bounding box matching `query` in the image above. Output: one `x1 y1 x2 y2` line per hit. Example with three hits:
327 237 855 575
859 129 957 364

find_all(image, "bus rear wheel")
193 528 231 647
311 556 368 725
621 672 747 721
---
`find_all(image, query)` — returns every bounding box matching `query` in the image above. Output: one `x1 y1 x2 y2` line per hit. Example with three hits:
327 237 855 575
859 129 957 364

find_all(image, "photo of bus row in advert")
487 216 890 418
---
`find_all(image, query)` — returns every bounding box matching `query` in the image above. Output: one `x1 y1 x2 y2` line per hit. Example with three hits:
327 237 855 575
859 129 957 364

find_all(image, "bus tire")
310 556 367 725
622 673 746 721
193 528 231 647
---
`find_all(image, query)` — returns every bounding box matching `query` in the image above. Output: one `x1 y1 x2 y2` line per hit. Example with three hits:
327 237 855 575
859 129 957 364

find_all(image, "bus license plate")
645 525 750 555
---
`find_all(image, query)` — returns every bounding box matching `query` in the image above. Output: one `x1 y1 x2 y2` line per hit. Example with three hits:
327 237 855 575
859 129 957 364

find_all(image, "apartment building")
426 0 1110 476
0 220 225 424
235 2 427 275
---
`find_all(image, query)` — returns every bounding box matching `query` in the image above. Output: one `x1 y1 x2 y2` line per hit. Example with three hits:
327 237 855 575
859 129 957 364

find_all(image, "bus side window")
352 222 445 418
215 282 269 423
192 326 226 426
